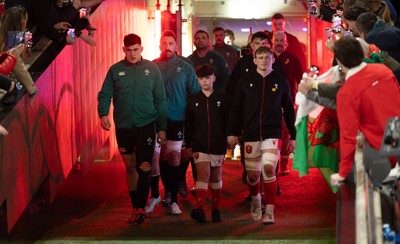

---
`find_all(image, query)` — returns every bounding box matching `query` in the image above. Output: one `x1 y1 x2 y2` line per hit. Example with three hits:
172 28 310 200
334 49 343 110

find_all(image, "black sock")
160 160 170 193
129 190 138 209
180 158 189 182
168 165 181 203
150 175 160 198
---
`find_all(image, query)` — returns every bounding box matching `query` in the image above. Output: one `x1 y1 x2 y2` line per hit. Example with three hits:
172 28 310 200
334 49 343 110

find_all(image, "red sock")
264 180 277 205
211 188 221 209
196 189 207 208
249 181 260 196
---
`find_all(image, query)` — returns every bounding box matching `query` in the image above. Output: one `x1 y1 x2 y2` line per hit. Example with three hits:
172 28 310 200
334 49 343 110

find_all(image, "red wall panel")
0 0 151 233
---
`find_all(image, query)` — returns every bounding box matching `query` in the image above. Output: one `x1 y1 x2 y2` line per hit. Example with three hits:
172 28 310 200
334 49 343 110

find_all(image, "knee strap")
261 152 278 181
210 181 223 190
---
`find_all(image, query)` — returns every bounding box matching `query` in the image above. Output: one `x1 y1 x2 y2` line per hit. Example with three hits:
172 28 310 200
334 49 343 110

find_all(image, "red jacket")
0 52 17 75
337 63 400 178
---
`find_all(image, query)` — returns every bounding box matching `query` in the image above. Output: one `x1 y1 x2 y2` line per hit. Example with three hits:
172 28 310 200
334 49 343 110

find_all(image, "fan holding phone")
0 5 37 102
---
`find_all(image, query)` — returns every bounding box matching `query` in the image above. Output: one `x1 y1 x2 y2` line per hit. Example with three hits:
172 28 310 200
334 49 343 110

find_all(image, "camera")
309 0 318 15
326 28 333 39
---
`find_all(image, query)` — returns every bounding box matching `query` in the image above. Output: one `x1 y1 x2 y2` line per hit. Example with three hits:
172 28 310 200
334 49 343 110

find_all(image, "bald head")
272 31 287 55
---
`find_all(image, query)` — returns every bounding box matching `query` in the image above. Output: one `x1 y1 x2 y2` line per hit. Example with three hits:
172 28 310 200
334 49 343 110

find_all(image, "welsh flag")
293 67 341 193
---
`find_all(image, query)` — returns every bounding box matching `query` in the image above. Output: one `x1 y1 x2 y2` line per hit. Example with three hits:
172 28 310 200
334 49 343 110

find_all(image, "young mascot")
185 64 230 223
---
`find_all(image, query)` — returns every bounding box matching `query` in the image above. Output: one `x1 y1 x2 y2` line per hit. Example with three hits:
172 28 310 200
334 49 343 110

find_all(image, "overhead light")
266 21 272 26
302 27 307 32
241 28 250 32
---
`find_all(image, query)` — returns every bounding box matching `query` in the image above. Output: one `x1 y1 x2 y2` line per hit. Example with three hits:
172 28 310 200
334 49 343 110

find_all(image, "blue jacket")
153 55 200 121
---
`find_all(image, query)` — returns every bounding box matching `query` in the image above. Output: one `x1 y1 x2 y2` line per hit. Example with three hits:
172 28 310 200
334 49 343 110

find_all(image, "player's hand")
0 125 8 135
100 116 111 131
227 135 238 148
330 173 345 186
286 139 296 154
157 130 166 145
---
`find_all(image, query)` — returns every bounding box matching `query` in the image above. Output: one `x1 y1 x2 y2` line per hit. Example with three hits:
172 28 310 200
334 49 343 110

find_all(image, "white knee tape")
244 157 262 172
261 152 278 181
210 181 223 189
166 140 183 153
196 181 208 190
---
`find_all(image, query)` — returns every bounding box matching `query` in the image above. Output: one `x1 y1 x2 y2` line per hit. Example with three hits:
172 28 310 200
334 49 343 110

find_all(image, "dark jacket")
366 19 400 62
185 91 230 155
227 70 296 141
226 53 285 99
188 50 231 93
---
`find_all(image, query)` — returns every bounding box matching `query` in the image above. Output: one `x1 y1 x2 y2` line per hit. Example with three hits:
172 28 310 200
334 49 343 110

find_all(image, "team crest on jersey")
177 67 182 72
272 84 278 92
147 137 153 145
250 83 253 87
145 69 150 75
284 59 289 65
246 145 253 154
217 101 221 107
209 59 214 64
193 152 199 159
119 71 126 76
245 68 249 72
177 131 183 139
226 52 231 57
272 140 276 145
195 102 199 107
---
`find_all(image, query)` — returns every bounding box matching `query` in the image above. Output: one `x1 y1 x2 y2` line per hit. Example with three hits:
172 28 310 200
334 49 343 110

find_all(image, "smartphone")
332 14 342 33
309 0 318 15
25 31 33 49
343 28 353 37
6 31 25 50
67 28 76 39
79 8 87 18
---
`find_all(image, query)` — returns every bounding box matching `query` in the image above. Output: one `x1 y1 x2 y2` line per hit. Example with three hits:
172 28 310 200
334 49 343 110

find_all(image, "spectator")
330 36 400 185
0 5 37 100
356 12 400 62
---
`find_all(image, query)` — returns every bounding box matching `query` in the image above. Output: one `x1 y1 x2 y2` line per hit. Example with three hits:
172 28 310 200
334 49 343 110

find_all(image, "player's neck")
202 89 214 97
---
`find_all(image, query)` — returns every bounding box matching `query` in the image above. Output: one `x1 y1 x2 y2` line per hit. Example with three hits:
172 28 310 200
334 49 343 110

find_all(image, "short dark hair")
356 12 378 36
272 13 285 20
161 30 176 41
213 27 224 33
124 33 141 47
343 4 369 21
224 29 235 37
333 36 364 69
195 64 215 77
254 46 273 58
194 30 209 39
251 31 269 42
